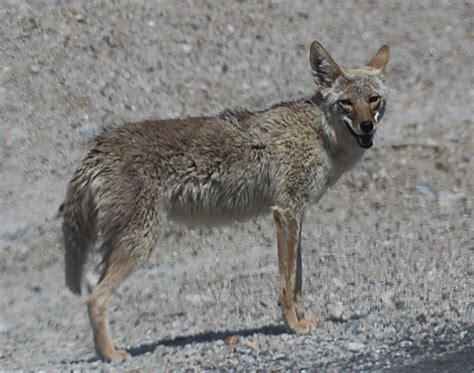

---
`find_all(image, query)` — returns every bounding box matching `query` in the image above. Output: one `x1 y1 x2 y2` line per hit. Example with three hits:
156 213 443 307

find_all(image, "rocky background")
0 0 472 371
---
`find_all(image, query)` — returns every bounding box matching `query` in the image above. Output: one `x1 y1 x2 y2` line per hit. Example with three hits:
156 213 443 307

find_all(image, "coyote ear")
310 40 343 87
367 45 390 73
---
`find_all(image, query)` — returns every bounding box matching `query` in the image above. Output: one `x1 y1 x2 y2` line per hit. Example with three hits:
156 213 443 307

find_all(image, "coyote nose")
360 121 374 134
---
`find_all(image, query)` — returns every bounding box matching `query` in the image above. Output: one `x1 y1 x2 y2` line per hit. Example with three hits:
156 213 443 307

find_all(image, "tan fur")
61 40 389 361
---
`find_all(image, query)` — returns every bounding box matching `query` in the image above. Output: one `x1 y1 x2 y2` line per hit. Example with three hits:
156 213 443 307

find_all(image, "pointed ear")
309 40 343 87
367 45 390 73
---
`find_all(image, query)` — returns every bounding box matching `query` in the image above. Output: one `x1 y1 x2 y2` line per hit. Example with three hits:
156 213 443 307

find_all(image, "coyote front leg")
273 208 315 333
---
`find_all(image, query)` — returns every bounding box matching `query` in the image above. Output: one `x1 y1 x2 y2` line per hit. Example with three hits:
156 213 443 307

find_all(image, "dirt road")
1 1 472 371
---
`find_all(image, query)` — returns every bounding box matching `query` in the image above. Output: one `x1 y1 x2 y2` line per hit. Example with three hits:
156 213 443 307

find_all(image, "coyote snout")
339 94 384 148
61 39 389 361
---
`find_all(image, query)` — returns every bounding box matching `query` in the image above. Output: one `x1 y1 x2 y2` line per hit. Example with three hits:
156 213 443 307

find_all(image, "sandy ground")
0 0 473 371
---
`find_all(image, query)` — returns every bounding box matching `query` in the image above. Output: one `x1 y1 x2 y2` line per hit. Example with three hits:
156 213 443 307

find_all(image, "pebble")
331 277 344 289
78 126 95 141
242 339 260 354
400 340 413 348
347 341 366 352
0 86 6 107
185 293 212 303
438 190 465 212
381 291 394 305
6 225 38 241
147 266 174 277
415 181 438 200
116 68 131 80
181 44 193 53
0 319 10 333
5 127 28 147
224 336 239 345
327 301 346 321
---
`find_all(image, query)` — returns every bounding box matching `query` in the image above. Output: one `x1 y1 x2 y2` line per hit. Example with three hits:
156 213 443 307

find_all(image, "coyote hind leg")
88 223 156 361
294 217 305 320
273 209 288 308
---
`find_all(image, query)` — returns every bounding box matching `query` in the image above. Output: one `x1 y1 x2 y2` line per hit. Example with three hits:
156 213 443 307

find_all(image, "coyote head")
310 41 390 149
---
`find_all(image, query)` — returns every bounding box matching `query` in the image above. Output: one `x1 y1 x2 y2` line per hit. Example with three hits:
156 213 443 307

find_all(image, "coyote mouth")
343 120 373 149
357 135 373 149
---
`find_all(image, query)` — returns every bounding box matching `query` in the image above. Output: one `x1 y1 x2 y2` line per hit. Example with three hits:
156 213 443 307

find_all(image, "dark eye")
339 99 353 106
369 96 380 103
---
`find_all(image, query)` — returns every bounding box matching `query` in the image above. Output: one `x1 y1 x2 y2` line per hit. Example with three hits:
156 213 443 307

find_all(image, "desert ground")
0 0 472 371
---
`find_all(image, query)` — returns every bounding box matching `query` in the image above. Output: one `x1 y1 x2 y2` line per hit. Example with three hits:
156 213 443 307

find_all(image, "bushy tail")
61 165 97 295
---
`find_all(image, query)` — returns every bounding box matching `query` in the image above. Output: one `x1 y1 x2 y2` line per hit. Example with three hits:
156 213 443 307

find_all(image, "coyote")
61 40 389 361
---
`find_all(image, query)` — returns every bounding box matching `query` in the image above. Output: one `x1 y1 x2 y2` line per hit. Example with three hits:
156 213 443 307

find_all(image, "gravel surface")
0 0 472 371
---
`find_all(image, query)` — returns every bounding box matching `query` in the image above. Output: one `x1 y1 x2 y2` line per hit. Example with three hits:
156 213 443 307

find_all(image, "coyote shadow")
128 323 286 357
63 323 286 364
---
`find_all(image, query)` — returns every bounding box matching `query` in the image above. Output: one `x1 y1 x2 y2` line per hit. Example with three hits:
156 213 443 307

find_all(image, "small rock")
30 285 42 293
5 127 28 147
18 245 30 255
30 65 40 73
124 102 136 111
74 13 86 22
416 311 428 325
346 341 365 352
0 87 7 107
442 130 458 142
7 225 37 240
134 81 153 93
438 190 465 212
185 293 212 304
224 336 239 345
327 301 346 321
79 126 95 141
416 181 438 200
331 277 344 289
0 318 10 333
181 44 192 54
116 68 131 80
147 265 174 277
400 340 413 348
257 79 271 89
439 303 450 315
242 339 260 354
381 290 394 305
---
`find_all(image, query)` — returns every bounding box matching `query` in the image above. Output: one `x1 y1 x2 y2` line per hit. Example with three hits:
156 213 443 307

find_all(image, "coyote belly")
61 40 390 361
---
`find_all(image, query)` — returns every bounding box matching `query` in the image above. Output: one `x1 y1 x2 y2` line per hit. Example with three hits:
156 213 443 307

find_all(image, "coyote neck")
324 108 366 186
259 95 365 188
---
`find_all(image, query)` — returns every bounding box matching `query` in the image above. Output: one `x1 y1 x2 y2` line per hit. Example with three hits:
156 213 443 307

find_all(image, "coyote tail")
60 162 97 295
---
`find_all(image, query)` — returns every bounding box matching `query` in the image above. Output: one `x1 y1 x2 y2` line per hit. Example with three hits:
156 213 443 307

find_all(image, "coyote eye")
369 96 380 104
339 99 353 106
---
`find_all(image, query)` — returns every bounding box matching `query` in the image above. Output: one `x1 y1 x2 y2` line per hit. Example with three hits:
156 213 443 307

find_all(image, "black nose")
360 121 374 134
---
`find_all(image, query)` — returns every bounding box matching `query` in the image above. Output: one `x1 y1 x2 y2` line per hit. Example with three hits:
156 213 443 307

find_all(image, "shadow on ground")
63 323 287 364
128 323 287 356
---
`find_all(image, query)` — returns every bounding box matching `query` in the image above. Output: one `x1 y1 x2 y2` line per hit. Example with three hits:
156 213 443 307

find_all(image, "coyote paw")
283 306 316 334
295 301 305 321
288 314 316 334
99 348 131 362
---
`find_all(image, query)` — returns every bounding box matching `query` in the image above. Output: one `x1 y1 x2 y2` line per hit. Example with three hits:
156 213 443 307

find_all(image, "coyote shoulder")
61 40 389 361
